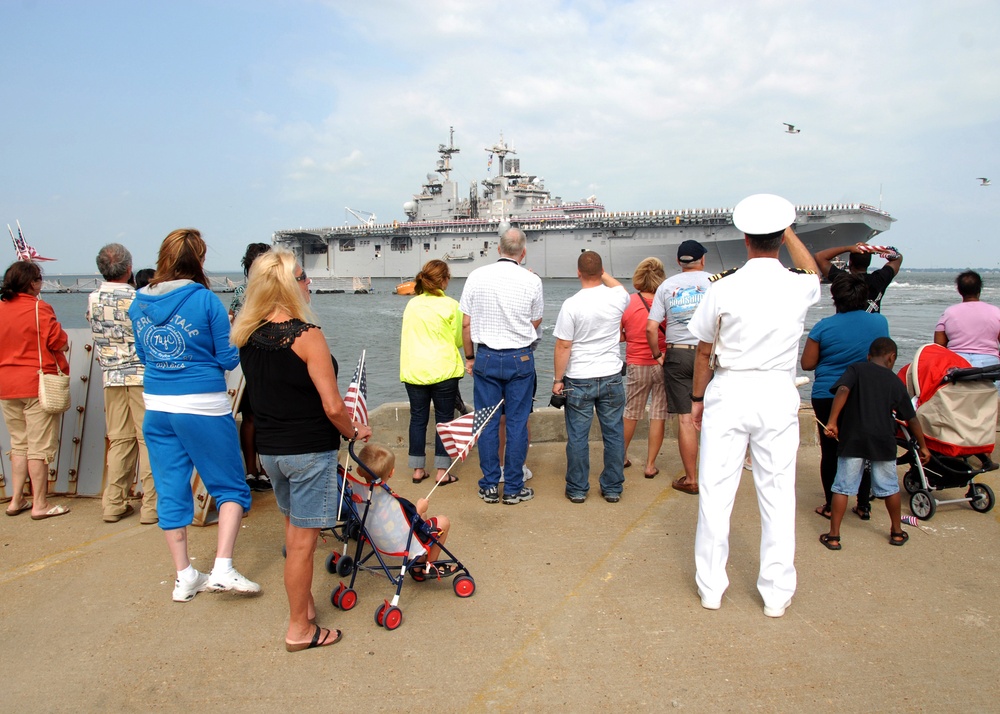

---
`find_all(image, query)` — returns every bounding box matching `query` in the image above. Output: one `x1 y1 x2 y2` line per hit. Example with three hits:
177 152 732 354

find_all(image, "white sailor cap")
732 194 796 235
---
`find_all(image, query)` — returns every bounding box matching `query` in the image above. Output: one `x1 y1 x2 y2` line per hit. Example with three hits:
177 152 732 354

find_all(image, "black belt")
476 343 529 352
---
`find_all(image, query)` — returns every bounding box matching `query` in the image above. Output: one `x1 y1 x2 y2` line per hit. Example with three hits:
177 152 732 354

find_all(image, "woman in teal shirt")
801 273 890 520
400 260 464 485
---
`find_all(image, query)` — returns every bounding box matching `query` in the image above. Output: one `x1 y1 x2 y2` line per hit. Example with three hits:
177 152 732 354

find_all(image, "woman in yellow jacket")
400 260 465 485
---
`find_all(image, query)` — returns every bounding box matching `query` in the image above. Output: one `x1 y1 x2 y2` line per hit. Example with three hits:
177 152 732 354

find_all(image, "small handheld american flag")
436 402 503 461
900 514 920 527
343 352 368 426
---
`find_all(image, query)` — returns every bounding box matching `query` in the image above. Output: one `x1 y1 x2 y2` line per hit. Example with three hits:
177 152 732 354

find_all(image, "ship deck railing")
272 202 891 241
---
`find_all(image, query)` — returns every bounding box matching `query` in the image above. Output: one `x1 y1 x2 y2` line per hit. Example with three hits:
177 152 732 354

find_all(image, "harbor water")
40 270 994 408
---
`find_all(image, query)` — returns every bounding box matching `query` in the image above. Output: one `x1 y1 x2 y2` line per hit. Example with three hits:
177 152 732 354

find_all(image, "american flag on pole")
900 514 920 527
343 352 368 426
436 401 502 461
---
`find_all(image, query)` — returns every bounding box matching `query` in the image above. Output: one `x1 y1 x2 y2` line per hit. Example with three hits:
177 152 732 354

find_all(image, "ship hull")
276 205 894 281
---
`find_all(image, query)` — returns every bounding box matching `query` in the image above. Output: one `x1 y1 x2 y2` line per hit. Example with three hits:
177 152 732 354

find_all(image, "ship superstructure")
274 129 894 283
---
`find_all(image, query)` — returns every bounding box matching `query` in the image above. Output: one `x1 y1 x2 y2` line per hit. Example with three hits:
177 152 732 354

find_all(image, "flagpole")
424 399 503 501
335 350 367 548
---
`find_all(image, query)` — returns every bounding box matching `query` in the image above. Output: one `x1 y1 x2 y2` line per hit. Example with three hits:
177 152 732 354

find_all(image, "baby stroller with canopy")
896 344 1000 520
328 441 475 630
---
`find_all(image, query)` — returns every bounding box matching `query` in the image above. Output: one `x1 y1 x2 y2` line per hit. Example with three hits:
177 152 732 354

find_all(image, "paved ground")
2 428 999 712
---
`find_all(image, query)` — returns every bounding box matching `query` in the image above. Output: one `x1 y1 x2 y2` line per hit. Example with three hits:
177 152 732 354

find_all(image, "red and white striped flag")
343 352 368 426
436 402 502 461
900 514 920 527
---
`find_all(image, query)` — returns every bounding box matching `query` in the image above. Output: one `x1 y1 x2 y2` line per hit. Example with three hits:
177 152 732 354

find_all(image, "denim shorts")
832 457 899 498
260 450 344 529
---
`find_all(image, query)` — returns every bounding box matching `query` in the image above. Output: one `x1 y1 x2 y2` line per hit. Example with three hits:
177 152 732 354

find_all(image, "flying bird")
783 123 800 134
977 177 991 186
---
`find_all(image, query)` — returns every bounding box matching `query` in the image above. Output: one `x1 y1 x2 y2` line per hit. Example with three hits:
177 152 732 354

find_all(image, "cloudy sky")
2 0 998 273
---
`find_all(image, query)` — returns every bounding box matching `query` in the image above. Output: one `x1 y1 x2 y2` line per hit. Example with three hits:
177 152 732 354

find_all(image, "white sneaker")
523 466 533 482
700 598 721 611
207 567 261 594
172 570 210 602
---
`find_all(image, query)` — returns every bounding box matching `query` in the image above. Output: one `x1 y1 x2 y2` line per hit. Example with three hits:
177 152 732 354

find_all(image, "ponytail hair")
414 259 450 296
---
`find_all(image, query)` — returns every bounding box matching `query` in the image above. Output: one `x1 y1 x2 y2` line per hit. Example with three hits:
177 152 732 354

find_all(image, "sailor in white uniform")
688 194 820 618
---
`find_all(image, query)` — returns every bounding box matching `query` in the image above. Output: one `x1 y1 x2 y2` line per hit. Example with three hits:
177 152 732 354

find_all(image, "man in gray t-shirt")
646 240 711 494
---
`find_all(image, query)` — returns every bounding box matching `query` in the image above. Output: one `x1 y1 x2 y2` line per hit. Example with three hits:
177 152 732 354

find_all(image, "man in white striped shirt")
460 228 543 505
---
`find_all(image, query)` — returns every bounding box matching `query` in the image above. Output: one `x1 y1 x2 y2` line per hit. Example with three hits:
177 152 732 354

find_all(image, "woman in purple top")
934 270 1000 369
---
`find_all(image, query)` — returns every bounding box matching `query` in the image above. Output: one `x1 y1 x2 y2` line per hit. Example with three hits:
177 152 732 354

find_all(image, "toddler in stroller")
897 343 1000 520
328 442 474 630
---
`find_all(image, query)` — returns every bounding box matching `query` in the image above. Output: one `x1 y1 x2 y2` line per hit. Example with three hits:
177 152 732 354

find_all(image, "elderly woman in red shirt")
0 261 71 519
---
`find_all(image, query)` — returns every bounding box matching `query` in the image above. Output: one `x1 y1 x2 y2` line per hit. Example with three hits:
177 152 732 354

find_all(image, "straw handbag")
35 301 70 414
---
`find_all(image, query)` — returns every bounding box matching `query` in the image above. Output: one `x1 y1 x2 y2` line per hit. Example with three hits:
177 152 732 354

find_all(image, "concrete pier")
1 409 998 711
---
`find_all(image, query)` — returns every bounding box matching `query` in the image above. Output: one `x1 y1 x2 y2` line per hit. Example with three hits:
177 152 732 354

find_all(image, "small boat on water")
393 279 416 295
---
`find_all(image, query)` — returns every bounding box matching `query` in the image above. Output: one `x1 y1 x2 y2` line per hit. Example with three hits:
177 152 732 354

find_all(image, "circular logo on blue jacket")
146 325 186 361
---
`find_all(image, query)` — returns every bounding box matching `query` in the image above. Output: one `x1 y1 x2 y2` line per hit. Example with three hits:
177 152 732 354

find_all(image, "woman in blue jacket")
130 229 258 603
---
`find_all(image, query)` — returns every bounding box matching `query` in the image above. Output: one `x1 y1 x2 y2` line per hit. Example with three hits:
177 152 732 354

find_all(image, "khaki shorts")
1 398 60 462
624 363 668 420
663 347 696 414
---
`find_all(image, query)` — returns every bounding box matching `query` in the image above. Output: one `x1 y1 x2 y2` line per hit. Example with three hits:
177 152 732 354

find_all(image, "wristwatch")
690 394 704 403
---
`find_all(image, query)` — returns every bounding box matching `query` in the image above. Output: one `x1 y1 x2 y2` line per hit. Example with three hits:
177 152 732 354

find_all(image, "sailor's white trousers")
694 369 799 610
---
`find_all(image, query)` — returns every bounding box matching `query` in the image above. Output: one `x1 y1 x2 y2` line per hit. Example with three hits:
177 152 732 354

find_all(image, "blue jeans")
405 378 460 470
563 373 626 498
833 457 898 498
473 345 535 492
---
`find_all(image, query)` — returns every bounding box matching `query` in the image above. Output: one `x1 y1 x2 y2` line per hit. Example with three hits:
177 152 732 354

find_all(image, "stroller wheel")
325 552 338 575
383 605 403 631
330 583 345 607
969 483 995 513
347 521 362 541
337 555 354 577
902 470 922 495
338 588 358 611
454 574 476 598
375 602 387 626
910 490 936 520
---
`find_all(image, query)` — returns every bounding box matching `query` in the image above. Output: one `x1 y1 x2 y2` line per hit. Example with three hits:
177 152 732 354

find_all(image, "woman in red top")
0 261 71 519
620 257 668 478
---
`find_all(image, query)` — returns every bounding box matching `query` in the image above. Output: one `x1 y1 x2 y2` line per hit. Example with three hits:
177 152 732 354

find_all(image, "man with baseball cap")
645 240 712 494
687 194 820 618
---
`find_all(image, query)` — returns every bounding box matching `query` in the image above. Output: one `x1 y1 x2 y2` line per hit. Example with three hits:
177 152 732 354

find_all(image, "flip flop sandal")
31 505 70 520
819 533 842 550
852 505 871 521
889 530 909 546
285 625 342 652
5 502 32 516
815 505 832 519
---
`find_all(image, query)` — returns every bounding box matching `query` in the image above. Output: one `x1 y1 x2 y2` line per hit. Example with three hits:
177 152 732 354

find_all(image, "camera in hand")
549 392 567 409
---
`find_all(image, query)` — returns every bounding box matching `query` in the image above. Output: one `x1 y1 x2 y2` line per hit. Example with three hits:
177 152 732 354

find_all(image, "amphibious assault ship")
273 129 894 282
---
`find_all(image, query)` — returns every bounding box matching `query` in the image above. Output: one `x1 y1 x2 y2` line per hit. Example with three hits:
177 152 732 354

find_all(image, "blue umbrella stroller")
328 441 475 630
